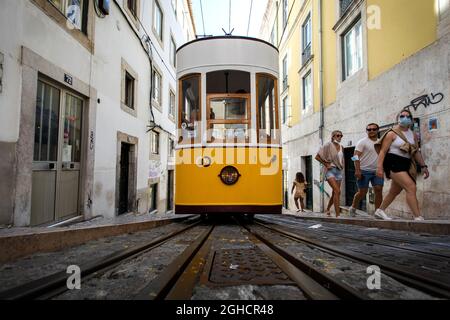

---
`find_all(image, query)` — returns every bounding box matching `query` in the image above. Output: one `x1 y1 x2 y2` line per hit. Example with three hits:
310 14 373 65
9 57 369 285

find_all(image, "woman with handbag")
315 130 345 217
375 109 430 221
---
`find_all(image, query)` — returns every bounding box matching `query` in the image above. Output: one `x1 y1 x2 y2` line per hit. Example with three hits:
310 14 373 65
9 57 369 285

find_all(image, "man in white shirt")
349 123 384 217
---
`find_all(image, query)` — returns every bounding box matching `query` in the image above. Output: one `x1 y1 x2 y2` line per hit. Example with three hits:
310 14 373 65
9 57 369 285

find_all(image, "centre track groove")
253 218 450 299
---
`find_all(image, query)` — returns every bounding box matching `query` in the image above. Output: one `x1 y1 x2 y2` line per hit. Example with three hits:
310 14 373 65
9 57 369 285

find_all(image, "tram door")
31 80 83 226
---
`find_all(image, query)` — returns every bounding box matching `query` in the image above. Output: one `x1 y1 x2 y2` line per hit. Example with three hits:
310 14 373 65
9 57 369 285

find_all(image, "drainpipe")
318 0 325 212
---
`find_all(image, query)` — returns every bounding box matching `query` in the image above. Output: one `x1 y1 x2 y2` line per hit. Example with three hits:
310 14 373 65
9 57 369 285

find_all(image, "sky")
190 0 269 39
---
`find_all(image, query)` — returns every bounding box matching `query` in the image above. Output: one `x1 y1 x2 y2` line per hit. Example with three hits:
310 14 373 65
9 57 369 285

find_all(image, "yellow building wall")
279 0 316 125
367 0 438 80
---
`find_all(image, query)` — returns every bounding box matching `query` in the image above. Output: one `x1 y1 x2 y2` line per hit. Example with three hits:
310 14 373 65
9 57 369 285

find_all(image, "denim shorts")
325 167 343 181
357 170 384 189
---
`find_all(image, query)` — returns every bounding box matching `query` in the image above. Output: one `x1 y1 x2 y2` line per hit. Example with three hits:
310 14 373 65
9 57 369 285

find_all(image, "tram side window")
179 75 200 144
257 74 280 143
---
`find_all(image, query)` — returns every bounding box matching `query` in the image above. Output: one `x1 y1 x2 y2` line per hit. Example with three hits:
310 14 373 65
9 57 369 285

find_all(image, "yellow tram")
175 36 282 215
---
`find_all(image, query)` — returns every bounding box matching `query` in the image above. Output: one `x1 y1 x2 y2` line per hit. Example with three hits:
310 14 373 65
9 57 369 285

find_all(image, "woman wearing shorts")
375 109 429 221
315 131 345 217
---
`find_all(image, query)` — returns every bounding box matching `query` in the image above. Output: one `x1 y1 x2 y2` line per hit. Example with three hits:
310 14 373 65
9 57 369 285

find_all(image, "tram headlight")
219 166 241 185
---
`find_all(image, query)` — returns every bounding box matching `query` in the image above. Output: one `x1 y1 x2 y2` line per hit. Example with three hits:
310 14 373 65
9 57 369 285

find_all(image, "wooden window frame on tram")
206 93 251 144
255 73 280 145
178 73 201 145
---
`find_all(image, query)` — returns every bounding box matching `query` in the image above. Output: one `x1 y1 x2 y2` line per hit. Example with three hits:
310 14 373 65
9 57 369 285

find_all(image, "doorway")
303 156 313 210
167 170 174 212
344 147 366 210
119 142 131 215
282 170 289 209
31 80 84 226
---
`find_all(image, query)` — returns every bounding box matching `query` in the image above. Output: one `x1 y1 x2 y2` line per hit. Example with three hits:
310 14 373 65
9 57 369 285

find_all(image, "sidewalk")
0 212 195 263
283 207 450 235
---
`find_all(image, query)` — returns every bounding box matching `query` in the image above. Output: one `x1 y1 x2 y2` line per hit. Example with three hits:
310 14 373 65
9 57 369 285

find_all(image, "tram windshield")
179 74 200 144
207 96 250 142
206 70 251 143
257 74 279 144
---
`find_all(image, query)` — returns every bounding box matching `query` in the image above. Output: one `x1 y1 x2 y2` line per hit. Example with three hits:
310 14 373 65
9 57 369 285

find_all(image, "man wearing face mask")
375 109 429 221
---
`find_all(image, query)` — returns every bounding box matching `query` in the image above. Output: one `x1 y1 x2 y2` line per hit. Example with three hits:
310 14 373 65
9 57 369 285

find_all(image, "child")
291 172 308 212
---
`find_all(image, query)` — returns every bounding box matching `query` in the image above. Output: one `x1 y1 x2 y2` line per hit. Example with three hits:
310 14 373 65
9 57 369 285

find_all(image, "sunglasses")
399 115 412 119
366 128 379 132
335 134 343 138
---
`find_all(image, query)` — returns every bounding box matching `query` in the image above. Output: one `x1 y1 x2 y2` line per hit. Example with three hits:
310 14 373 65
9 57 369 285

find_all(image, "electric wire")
200 0 206 36
247 0 253 37
229 0 231 33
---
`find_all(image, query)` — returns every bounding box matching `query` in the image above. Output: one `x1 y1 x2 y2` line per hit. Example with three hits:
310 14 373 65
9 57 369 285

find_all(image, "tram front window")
207 96 250 143
257 74 280 144
179 75 200 144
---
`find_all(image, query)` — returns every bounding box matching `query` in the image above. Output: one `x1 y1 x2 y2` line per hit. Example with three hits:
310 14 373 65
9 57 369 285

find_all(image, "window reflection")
179 75 200 144
207 96 250 143
257 74 279 143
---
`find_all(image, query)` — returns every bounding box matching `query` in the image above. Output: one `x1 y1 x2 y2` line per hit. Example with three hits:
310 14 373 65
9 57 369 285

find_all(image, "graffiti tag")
405 93 444 111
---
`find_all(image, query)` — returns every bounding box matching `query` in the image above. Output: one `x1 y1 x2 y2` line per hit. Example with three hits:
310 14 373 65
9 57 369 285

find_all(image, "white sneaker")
414 216 425 221
374 209 392 220
349 207 357 217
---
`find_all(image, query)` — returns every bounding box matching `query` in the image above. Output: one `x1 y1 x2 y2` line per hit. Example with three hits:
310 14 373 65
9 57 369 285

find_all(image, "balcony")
282 77 288 92
302 43 312 66
340 0 355 17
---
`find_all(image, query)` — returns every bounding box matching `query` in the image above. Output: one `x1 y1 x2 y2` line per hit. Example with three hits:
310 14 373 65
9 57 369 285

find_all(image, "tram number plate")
64 74 73 86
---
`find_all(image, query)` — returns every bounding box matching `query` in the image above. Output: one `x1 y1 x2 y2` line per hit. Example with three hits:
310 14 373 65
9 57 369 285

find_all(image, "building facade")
260 0 450 219
0 0 196 227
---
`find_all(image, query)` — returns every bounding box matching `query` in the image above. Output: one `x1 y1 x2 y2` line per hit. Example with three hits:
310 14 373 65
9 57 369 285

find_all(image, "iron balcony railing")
302 43 312 66
340 0 355 17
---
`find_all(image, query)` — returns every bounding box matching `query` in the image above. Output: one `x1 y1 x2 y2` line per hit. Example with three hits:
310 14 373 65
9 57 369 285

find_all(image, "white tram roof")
176 36 279 78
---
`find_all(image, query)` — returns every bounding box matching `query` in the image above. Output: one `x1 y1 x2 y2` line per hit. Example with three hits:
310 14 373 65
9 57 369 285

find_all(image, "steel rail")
246 233 339 300
0 219 202 300
240 222 365 300
260 215 450 258
134 225 215 300
254 220 450 299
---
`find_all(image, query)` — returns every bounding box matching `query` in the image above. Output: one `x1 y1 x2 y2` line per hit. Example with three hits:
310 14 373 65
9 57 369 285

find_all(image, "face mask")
399 117 412 127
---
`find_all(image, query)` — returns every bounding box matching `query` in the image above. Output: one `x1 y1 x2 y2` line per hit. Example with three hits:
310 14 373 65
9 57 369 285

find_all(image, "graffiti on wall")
404 93 444 111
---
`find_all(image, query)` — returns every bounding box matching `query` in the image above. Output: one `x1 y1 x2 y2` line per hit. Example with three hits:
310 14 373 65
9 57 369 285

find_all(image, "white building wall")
0 0 195 226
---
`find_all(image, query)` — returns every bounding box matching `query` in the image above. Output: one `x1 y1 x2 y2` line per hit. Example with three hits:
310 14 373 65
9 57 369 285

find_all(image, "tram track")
252 218 450 299
0 218 203 300
260 215 450 258
1 216 446 300
136 218 365 300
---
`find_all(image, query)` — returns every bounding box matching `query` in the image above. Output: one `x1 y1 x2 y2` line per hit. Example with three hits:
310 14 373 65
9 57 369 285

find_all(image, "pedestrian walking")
315 131 344 217
375 109 429 221
291 172 308 212
349 123 384 217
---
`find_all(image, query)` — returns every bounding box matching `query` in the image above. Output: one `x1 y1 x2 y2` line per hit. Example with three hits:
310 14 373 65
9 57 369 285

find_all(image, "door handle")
49 163 55 170
70 163 75 169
